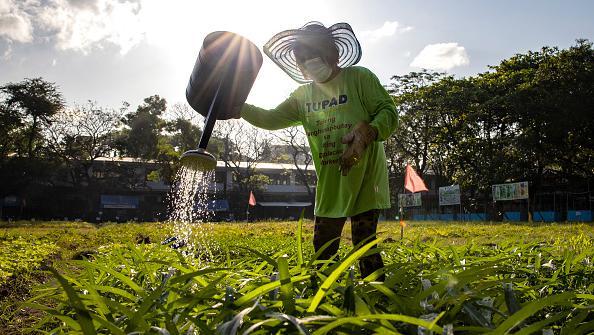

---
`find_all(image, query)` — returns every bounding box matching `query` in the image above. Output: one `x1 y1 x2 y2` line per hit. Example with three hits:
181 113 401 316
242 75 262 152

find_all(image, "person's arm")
241 96 301 130
359 68 398 141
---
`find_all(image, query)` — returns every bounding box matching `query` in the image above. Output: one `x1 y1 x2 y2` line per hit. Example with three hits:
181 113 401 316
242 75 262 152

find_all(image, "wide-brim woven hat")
263 22 362 83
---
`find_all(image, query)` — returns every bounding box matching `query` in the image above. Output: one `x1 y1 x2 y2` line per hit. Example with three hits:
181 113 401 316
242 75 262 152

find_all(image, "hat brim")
263 22 362 83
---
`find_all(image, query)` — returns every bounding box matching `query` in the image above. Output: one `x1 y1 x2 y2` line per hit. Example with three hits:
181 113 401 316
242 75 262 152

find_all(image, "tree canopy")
385 39 594 199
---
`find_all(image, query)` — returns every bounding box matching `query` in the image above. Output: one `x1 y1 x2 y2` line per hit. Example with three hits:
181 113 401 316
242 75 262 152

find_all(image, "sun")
138 0 330 108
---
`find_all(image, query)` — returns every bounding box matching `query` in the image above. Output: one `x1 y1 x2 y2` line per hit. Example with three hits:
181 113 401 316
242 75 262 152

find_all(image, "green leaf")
369 283 410 314
306 237 341 269
240 318 282 335
342 283 355 315
513 311 569 335
462 302 493 328
236 246 278 268
318 302 343 316
234 274 310 307
560 309 591 335
71 260 144 294
265 312 311 335
311 313 443 335
487 292 575 334
503 283 521 316
217 301 259 335
307 238 381 313
277 256 295 314
90 285 137 301
126 280 167 332
91 314 126 335
48 267 97 335
169 267 229 285
296 210 304 268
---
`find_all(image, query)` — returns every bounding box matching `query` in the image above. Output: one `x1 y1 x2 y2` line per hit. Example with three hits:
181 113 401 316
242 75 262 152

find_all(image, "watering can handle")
198 79 223 150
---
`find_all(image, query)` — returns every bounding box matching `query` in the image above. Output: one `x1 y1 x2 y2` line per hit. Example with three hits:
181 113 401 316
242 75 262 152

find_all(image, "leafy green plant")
26 232 594 333
1 219 592 333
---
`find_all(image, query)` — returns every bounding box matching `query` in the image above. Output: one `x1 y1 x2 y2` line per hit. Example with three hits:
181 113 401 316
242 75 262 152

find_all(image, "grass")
1 220 593 334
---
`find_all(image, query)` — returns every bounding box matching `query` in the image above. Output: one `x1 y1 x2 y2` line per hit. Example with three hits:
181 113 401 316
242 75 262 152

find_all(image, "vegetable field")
1 220 593 334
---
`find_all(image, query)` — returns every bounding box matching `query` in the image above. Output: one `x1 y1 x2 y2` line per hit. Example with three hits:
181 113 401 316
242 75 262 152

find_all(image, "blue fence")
533 211 559 222
567 210 592 222
408 210 592 222
411 213 488 221
503 211 521 222
459 213 488 221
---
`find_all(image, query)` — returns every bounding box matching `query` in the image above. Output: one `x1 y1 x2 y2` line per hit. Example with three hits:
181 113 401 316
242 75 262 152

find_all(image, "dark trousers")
313 209 384 279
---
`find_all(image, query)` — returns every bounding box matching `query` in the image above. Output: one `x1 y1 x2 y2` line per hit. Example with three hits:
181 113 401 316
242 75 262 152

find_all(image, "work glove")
339 122 378 176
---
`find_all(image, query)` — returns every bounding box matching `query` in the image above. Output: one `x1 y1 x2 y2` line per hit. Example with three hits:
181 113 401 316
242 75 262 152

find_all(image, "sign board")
3 195 19 206
399 193 422 208
439 185 461 206
204 199 230 212
101 195 139 209
492 182 529 201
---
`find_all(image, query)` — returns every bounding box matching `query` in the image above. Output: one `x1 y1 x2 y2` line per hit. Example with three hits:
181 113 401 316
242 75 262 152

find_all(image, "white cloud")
0 0 9 13
360 21 413 42
65 0 100 12
37 0 145 54
2 42 12 59
0 0 33 43
0 0 146 54
410 42 469 71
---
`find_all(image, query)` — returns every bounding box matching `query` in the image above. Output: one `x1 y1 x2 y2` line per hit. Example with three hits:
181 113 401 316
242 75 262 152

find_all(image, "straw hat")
263 21 362 83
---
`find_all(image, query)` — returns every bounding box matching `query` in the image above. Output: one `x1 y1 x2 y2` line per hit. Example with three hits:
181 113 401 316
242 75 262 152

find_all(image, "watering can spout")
180 148 217 171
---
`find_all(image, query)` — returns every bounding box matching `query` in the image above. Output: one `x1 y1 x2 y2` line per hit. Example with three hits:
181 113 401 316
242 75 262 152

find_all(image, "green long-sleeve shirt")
241 66 398 218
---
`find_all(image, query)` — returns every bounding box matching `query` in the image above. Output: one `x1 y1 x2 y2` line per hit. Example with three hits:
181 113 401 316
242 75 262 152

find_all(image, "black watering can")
181 31 263 170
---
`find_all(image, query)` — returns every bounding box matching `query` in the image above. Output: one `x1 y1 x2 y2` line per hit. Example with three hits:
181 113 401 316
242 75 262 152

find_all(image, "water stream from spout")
166 166 217 264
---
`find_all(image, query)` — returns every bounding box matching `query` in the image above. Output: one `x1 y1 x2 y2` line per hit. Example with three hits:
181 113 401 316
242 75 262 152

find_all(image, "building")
211 161 315 220
0 157 316 222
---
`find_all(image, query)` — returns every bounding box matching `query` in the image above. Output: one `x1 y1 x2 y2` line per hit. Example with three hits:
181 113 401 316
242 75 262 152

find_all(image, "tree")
214 120 271 193
165 118 202 153
386 40 594 204
388 70 447 178
0 101 22 162
472 40 594 192
272 127 315 198
538 40 594 180
118 95 167 160
165 102 202 126
45 101 125 186
0 78 65 158
512 40 594 183
385 70 449 213
428 76 519 194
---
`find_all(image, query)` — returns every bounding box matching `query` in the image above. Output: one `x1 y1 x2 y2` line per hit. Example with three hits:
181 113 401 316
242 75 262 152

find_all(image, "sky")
1 0 593 112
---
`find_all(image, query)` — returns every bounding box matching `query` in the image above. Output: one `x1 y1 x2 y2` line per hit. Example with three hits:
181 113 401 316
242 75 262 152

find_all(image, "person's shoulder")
344 66 377 79
289 82 312 100
294 82 313 92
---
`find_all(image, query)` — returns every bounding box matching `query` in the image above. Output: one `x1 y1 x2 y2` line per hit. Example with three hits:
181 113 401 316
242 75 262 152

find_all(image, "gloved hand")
339 122 378 176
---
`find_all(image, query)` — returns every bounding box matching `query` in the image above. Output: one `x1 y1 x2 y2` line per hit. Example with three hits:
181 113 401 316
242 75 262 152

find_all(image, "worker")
241 22 398 279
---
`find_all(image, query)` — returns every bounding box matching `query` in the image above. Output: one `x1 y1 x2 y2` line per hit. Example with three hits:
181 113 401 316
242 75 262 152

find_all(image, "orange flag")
404 164 428 193
248 191 257 206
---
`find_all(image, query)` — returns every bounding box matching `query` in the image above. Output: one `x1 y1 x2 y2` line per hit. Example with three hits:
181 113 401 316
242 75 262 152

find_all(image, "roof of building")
216 161 315 171
94 156 315 171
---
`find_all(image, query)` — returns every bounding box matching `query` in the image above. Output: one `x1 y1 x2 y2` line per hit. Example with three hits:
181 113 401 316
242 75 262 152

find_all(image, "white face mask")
303 57 333 82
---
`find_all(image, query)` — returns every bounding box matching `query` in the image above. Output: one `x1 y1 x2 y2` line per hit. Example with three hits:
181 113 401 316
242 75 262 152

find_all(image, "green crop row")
18 219 594 334
0 238 59 285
